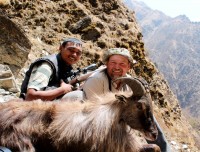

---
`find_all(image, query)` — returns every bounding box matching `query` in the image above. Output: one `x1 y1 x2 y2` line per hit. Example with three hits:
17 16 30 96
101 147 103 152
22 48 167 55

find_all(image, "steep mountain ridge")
0 0 200 151
123 0 200 120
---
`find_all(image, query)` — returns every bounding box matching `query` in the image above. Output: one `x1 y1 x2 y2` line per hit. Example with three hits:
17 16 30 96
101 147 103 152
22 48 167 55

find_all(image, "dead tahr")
0 77 160 152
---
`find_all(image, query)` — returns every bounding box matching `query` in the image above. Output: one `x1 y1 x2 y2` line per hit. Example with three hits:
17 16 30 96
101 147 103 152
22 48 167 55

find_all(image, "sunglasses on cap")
61 38 83 46
66 41 82 48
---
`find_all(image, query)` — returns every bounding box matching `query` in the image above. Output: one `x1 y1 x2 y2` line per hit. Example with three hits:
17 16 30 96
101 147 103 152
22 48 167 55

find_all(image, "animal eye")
136 104 142 110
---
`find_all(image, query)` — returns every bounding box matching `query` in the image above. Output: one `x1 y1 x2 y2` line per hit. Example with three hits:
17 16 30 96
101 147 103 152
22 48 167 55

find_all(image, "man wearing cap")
82 48 171 152
83 48 134 98
20 37 83 101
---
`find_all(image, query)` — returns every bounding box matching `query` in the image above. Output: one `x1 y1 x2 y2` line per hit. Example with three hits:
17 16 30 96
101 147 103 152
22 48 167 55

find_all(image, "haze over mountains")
123 0 200 118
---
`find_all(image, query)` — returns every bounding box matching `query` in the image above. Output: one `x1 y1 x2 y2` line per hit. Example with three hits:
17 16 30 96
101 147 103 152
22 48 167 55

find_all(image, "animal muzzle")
143 123 158 141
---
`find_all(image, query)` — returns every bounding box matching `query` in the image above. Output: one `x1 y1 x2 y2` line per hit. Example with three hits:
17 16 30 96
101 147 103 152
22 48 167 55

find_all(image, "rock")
182 144 188 150
0 64 19 93
0 0 10 6
0 10 31 76
69 16 92 33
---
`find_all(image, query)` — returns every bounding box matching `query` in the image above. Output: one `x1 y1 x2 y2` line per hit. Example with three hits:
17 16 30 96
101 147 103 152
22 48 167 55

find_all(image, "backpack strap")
104 69 112 92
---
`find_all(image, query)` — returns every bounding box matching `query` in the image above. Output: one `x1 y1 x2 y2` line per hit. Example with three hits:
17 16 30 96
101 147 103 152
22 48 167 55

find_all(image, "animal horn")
114 77 146 96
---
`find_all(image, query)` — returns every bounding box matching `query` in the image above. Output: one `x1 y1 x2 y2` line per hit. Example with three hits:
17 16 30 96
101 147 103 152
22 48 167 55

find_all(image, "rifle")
64 64 99 89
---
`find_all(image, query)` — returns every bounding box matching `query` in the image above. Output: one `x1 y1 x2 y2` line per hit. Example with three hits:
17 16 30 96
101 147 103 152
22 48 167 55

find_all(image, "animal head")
114 77 158 141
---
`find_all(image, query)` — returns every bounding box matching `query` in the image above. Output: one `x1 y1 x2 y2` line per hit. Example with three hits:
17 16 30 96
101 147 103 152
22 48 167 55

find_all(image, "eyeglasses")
67 41 82 48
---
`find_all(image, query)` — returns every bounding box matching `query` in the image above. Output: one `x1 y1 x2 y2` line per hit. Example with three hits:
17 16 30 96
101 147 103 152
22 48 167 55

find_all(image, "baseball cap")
61 38 83 51
102 48 136 68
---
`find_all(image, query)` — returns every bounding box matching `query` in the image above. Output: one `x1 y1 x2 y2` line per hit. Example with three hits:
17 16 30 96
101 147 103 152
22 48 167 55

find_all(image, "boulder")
0 10 31 76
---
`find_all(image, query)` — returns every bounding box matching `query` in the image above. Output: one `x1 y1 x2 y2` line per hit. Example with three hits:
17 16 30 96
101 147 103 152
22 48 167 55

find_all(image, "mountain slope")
124 0 200 119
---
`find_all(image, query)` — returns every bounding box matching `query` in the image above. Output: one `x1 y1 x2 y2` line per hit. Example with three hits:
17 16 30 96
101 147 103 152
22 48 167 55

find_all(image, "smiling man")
83 48 135 98
20 37 83 101
82 48 171 152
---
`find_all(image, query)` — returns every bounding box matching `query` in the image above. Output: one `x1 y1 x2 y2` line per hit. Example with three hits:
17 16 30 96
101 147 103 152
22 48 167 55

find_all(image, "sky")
137 0 200 22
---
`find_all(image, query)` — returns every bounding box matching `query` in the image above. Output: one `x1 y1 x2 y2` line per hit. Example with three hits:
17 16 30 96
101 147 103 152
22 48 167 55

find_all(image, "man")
82 48 171 152
20 37 83 101
83 48 133 99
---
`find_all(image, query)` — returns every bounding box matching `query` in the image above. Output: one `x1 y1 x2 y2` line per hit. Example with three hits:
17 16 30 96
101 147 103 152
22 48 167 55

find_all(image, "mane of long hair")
0 90 146 152
49 92 141 152
0 99 55 150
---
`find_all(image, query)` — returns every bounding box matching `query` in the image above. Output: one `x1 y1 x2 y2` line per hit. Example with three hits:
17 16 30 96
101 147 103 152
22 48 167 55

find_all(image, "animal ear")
115 94 127 104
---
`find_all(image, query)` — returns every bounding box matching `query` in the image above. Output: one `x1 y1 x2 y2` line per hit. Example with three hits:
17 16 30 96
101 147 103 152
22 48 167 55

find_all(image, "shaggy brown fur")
0 77 160 152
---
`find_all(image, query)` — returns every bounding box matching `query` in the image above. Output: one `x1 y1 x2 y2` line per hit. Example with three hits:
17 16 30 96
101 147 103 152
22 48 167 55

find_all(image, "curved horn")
114 77 146 96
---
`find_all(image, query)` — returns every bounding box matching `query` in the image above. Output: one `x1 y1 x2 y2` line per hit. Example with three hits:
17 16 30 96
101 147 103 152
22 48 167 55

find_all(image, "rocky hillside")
123 0 200 120
0 0 200 151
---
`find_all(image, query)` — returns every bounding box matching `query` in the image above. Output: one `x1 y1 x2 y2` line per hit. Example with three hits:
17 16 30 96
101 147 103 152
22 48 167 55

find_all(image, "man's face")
106 55 130 80
60 42 82 65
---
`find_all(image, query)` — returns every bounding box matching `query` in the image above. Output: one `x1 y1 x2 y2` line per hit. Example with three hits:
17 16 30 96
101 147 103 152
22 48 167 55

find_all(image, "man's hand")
60 80 73 94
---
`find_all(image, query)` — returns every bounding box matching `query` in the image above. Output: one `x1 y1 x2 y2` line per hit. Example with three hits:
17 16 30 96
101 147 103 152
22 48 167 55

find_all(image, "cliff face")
0 0 199 151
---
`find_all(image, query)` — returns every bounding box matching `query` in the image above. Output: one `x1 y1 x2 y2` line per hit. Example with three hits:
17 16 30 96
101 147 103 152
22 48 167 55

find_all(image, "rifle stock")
68 66 106 86
68 71 94 85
